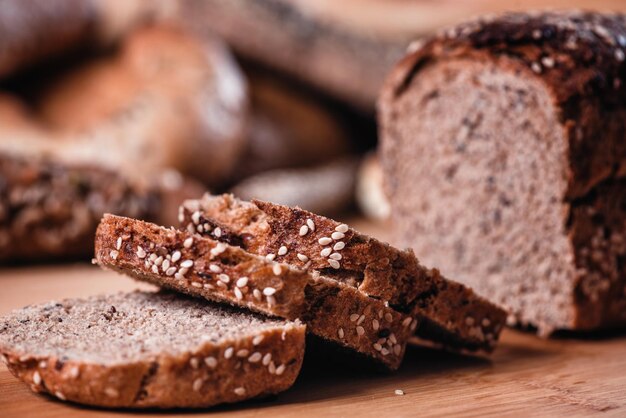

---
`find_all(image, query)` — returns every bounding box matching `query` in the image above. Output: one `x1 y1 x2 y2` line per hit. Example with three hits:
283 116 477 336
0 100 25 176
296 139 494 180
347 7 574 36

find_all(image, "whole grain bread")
0 291 305 408
0 152 204 262
180 194 506 353
379 11 626 334
96 214 415 369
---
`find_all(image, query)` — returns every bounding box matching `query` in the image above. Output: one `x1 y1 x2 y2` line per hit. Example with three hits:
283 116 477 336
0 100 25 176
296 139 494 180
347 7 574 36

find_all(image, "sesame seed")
193 378 203 391
333 242 345 251
191 282 202 288
203 283 214 289
191 211 201 224
263 287 277 296
216 281 226 288
209 264 222 273
175 273 185 280
253 335 264 345
183 237 193 248
197 225 203 233
299 225 309 236
381 348 390 356
338 328 345 338
410 319 418 331
331 232 345 240
136 247 146 258
149 253 157 261
268 361 277 374
189 358 200 369
350 314 359 322
394 344 402 356
180 259 194 268
234 387 246 396
531 62 542 74
318 237 332 245
335 224 349 233
115 237 122 250
237 349 249 358
224 347 234 359
541 56 555 68
389 334 397 344
105 387 119 398
210 243 227 257
55 391 66 400
532 29 542 39
248 352 262 363
162 259 170 271
616 49 625 62
329 252 342 261
357 315 365 325
320 248 332 257
171 251 181 262
356 326 365 336
38 361 47 368
278 246 288 256
166 267 177 276
262 353 272 366
275 364 286 375
236 277 249 288
373 343 383 351
179 267 189 275
402 317 413 327
328 259 340 269
482 318 491 327
395 389 405 396
151 265 159 274
384 313 393 323
33 371 41 385
234 287 243 300
109 250 119 260
154 256 163 266
306 219 315 231
253 289 262 300
218 274 230 283
297 253 309 262
372 319 380 330
178 209 184 223
273 264 282 275
213 227 222 237
205 357 217 368
266 253 276 261
267 295 276 306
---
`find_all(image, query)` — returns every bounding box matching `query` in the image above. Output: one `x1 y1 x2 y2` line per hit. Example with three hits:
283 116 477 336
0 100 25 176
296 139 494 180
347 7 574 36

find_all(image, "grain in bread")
379 11 626 334
181 194 506 353
0 291 305 408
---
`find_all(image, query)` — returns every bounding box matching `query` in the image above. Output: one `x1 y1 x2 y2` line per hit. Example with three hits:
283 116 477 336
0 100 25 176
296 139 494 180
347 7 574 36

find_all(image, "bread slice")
96 214 415 369
95 214 307 320
378 11 626 334
0 291 305 408
180 194 506 353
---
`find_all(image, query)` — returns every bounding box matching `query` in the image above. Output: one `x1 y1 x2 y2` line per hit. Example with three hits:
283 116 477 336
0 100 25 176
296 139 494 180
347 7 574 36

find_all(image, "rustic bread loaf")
37 24 248 187
379 11 626 334
96 214 415 369
0 291 305 408
180 194 506 353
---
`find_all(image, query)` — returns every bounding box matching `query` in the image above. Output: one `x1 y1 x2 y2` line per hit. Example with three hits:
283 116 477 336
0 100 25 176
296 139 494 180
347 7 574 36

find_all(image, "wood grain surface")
1 221 626 417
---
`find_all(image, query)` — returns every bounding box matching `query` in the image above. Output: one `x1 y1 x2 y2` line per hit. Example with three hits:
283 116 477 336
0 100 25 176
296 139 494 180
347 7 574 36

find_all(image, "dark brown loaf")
180 194 506 353
0 291 305 408
96 214 414 369
379 11 626 333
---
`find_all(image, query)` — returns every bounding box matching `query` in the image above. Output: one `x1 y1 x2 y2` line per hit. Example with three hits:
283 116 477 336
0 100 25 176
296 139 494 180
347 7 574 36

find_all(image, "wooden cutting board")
1 220 626 417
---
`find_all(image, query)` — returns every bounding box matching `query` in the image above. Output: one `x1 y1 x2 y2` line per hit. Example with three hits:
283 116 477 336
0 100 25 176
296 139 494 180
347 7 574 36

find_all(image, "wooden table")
2 264 625 417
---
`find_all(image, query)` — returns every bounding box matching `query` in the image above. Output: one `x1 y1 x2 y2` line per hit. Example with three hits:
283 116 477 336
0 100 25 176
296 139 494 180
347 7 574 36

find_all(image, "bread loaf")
379 11 626 334
0 291 305 408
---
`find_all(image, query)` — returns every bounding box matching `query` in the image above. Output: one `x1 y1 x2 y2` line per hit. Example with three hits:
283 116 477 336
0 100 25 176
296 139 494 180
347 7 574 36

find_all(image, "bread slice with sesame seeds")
180 194 507 353
95 214 414 369
0 291 305 409
94 214 308 320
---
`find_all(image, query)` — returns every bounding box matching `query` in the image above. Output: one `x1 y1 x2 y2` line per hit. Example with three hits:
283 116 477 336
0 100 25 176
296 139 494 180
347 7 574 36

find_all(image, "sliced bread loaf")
95 214 307 320
180 194 506 353
0 291 305 408
96 214 415 369
378 11 626 334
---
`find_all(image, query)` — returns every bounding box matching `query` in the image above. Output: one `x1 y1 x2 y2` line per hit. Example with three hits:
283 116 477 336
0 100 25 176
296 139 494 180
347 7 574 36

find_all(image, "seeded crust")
95 215 307 320
180 194 506 353
0 291 305 408
379 12 626 333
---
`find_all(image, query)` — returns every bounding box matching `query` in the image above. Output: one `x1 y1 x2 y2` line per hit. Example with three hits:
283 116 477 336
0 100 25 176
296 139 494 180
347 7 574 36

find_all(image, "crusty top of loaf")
381 11 626 199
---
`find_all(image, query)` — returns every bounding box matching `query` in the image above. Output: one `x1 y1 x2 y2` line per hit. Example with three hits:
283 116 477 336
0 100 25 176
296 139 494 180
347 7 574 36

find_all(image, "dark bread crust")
379 11 626 332
181 194 506 353
0 292 305 408
95 215 308 320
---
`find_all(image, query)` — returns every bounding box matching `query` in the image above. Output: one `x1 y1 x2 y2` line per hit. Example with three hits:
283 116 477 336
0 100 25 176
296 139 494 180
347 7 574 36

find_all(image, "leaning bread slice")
96 215 415 369
95 214 307 320
0 291 305 409
180 194 507 352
